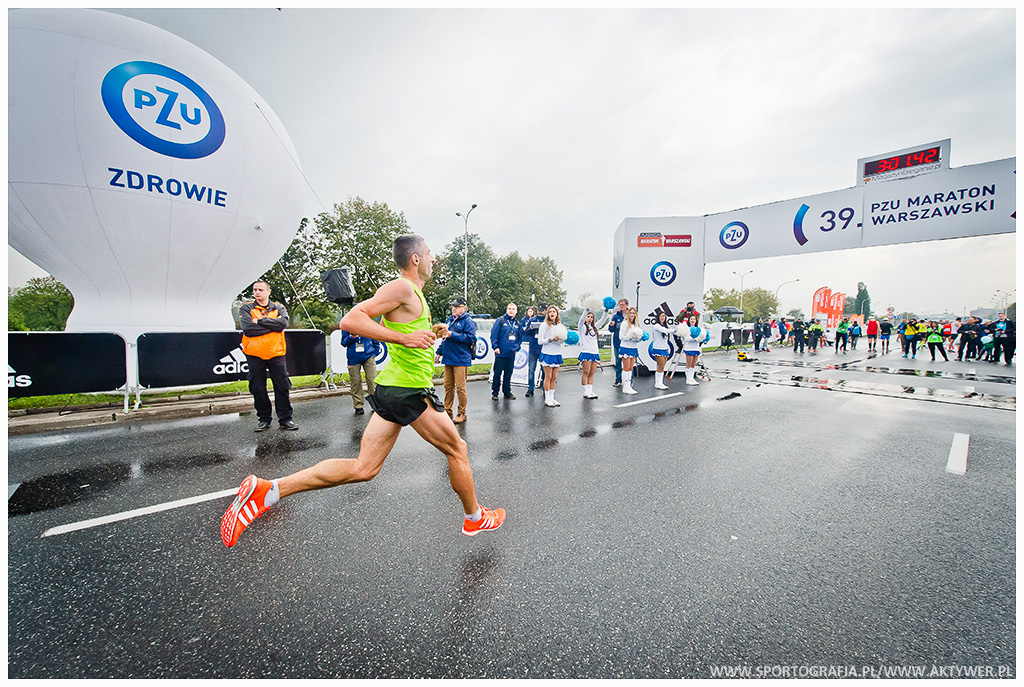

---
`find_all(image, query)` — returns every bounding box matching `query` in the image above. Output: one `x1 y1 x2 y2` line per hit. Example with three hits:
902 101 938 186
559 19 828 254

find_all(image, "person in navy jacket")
490 302 521 400
340 328 381 415
520 302 546 397
437 296 477 423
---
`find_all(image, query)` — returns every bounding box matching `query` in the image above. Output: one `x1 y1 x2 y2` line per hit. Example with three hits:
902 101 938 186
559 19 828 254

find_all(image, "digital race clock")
857 139 950 185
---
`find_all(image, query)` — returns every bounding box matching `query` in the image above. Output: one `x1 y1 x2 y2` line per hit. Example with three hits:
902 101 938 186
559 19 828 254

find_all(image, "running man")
221 234 506 547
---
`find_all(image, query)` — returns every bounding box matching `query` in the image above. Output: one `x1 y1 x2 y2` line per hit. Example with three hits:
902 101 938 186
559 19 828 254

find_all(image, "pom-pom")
690 326 702 339
566 330 580 346
549 323 568 341
675 323 690 337
641 331 650 342
602 296 617 310
584 296 604 312
627 325 643 341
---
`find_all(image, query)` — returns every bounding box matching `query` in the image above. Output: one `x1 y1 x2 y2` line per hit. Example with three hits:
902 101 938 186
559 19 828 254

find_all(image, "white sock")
624 371 632 384
265 480 280 508
656 372 663 385
466 507 482 522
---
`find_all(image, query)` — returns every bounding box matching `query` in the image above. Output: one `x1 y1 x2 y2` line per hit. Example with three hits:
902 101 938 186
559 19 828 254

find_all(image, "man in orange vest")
239 280 298 432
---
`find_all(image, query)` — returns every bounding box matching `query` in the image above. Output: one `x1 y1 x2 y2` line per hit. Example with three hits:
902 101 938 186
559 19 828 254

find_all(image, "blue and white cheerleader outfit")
537 323 564 367
618 320 642 358
650 322 675 358
577 308 610 363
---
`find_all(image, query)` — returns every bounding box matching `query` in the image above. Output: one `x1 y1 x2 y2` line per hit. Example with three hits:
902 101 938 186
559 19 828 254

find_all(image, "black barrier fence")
719 328 751 349
8 332 128 398
137 330 327 388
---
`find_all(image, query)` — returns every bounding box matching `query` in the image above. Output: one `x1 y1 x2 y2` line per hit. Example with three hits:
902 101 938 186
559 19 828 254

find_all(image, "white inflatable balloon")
8 9 305 341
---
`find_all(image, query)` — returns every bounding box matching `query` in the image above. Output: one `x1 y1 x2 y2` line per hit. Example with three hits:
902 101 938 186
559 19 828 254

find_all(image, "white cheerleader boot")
655 372 669 390
622 371 638 394
685 368 700 386
544 390 557 407
586 384 598 399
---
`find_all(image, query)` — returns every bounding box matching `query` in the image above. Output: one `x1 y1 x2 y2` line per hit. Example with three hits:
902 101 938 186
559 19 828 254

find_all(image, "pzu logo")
650 261 676 287
102 61 226 159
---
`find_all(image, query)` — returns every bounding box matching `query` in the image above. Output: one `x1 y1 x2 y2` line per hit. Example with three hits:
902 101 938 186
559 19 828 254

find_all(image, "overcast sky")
8 7 1017 317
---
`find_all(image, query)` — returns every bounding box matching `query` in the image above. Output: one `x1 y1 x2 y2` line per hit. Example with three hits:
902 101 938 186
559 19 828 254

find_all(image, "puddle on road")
513 401 704 461
737 357 1013 384
9 439 327 517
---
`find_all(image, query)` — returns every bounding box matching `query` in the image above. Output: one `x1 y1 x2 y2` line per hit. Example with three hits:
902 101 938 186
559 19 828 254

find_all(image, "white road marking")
9 484 20 500
946 433 970 475
614 392 686 408
41 487 237 538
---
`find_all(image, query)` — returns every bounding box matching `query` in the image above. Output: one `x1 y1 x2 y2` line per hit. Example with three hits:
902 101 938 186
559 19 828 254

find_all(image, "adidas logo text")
213 348 249 375
8 364 32 388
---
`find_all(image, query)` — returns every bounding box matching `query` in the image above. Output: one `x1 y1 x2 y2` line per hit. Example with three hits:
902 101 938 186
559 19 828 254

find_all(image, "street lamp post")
455 204 477 303
774 278 800 316
995 289 1015 312
733 270 753 322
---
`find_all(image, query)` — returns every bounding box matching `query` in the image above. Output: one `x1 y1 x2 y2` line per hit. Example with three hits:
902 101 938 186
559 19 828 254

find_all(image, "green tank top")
375 279 435 388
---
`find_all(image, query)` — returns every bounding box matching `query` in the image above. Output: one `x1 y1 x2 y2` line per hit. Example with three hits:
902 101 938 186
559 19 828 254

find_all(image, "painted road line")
41 487 237 538
9 484 20 500
614 392 686 408
946 433 970 475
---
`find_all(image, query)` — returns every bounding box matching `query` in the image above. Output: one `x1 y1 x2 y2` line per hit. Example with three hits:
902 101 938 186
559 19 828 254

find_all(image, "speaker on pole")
321 268 355 305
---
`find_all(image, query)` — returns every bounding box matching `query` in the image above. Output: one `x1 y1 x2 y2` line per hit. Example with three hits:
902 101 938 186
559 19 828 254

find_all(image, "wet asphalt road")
8 348 1016 678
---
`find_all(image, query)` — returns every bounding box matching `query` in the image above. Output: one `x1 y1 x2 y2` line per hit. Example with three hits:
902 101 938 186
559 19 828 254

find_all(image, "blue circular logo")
474 337 489 360
374 342 389 366
101 61 226 159
514 348 529 370
650 261 676 287
719 221 750 250
648 339 675 359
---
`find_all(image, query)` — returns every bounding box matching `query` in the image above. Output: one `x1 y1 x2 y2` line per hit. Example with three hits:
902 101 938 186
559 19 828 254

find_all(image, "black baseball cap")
450 296 467 307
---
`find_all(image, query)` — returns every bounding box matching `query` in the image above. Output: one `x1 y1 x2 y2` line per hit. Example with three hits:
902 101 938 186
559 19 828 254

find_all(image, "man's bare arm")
339 279 436 349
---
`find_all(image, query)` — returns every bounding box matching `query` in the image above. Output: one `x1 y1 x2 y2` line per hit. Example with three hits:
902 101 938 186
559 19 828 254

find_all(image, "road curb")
8 373 499 435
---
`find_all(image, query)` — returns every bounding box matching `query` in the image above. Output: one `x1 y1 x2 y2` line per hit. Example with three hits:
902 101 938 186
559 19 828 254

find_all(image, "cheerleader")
650 311 675 390
618 307 644 394
537 305 567 407
676 313 707 385
578 300 611 399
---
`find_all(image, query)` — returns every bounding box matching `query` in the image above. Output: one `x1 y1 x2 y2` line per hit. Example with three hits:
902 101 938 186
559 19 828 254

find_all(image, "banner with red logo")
827 292 846 328
811 287 831 322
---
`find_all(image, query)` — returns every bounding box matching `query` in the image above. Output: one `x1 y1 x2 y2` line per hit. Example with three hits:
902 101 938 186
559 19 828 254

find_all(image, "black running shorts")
366 385 444 426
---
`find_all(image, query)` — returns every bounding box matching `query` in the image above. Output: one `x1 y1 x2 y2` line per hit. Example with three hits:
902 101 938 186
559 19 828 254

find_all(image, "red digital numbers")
864 147 940 176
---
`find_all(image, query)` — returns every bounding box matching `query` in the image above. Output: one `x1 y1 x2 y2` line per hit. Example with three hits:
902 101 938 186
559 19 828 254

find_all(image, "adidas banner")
8 332 127 397
137 330 327 388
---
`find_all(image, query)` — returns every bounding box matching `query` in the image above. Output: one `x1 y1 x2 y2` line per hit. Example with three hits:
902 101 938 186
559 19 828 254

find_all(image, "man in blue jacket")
520 302 546 397
438 296 477 423
609 298 627 387
340 327 381 415
490 302 520 400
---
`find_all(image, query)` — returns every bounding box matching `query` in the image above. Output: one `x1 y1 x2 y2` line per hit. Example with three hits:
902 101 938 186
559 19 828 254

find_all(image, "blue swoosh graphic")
793 204 810 246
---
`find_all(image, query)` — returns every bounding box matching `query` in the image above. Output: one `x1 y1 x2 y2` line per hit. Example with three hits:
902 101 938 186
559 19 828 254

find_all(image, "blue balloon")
641 331 650 341
566 330 580 345
690 326 702 339
603 296 616 310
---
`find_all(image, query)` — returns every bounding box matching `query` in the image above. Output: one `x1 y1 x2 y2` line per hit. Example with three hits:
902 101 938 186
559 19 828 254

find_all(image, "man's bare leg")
277 413 402 498
408 407 479 515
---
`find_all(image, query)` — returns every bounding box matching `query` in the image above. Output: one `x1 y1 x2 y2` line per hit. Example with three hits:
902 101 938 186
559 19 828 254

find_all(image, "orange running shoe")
221 475 274 547
462 506 506 536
